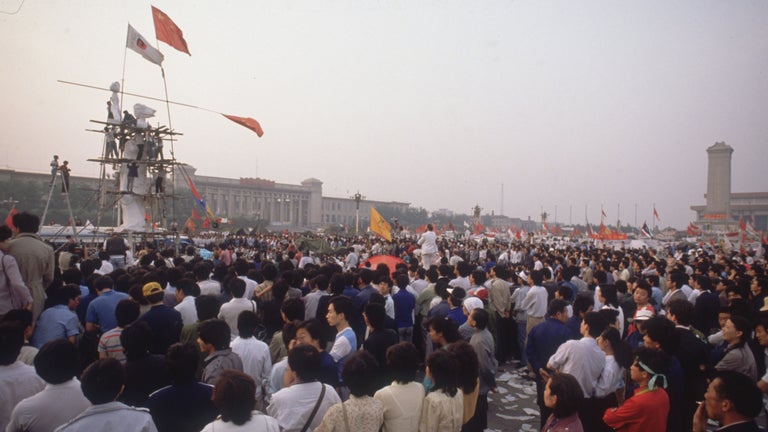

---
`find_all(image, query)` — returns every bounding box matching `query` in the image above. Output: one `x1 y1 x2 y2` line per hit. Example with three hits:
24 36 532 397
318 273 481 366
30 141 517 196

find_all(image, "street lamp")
351 191 365 234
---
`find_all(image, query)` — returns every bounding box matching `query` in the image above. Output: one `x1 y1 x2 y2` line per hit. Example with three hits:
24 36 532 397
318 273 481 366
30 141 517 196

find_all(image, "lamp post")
352 191 365 234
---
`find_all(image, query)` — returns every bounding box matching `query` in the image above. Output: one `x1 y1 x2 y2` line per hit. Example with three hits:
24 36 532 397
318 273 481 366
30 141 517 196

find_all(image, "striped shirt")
98 327 126 362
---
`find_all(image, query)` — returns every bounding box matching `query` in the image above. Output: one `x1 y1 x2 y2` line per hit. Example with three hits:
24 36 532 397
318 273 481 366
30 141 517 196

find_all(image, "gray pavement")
486 362 542 432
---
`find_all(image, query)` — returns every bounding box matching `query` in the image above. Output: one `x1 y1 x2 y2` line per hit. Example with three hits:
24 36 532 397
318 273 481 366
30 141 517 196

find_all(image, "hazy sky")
1 1 767 229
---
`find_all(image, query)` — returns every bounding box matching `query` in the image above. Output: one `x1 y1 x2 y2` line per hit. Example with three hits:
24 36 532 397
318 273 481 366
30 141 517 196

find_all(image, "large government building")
690 142 768 232
0 166 409 231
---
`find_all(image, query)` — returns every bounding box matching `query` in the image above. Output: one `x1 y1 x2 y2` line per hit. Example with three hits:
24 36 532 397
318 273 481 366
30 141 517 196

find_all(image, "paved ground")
486 362 542 432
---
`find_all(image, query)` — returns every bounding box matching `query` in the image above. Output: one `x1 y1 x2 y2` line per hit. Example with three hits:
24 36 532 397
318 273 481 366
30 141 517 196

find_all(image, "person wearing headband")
603 347 670 432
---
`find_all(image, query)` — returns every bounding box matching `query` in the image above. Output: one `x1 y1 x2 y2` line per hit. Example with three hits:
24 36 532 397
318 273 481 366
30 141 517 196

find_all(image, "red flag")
152 6 191 55
473 222 484 235
653 206 660 221
191 209 201 221
739 217 746 231
4 207 18 230
202 218 211 229
515 230 521 240
184 217 197 232
223 114 264 137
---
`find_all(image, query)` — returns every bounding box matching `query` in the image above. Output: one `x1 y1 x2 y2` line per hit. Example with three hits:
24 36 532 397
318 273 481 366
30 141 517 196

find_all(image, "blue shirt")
526 317 572 374
392 289 416 328
31 305 80 348
447 306 467 325
86 290 130 332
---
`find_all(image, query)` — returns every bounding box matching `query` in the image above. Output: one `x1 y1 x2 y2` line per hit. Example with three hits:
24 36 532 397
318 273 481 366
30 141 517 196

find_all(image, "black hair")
228 278 246 298
195 295 222 321
94 275 114 291
633 347 669 383
547 299 568 317
471 269 486 286
236 310 259 338
471 308 489 330
386 342 419 384
0 322 24 365
428 316 461 345
281 298 305 321
115 299 140 328
446 341 479 394
329 296 354 321
572 295 594 316
711 370 763 419
364 302 386 330
198 319 231 351
12 212 40 233
667 299 695 326
548 372 584 419
121 321 154 361
600 327 633 368
297 318 325 344
287 344 321 382
212 369 257 426
176 278 198 296
530 270 544 286
1 308 33 329
426 350 459 397
600 284 618 307
342 350 380 397
582 311 609 338
80 358 126 404
729 315 752 344
643 316 679 354
166 342 200 384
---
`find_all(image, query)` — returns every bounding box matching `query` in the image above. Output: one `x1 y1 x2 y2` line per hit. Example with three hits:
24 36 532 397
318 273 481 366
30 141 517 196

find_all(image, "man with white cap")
458 297 485 340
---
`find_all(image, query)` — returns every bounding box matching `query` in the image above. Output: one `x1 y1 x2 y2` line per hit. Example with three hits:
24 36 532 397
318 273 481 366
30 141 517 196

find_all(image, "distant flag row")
125 6 263 137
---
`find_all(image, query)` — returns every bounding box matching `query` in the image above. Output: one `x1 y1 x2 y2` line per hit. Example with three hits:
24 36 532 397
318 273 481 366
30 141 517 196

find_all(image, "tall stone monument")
705 142 733 219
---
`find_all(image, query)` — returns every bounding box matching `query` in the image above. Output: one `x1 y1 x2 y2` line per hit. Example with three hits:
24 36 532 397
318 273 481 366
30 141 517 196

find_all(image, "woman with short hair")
541 372 584 432
201 369 279 431
315 350 384 432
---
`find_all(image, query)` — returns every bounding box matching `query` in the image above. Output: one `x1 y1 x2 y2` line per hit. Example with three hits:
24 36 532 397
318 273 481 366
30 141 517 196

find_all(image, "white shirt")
304 290 328 320
418 231 438 255
268 358 288 401
231 336 272 399
218 298 257 339
0 361 46 431
520 285 547 318
374 381 425 432
594 355 623 398
267 382 341 432
448 277 470 290
239 276 258 300
174 295 198 326
198 279 221 297
96 260 114 275
7 378 90 432
200 411 279 432
548 337 606 398
410 279 428 295
54 401 156 432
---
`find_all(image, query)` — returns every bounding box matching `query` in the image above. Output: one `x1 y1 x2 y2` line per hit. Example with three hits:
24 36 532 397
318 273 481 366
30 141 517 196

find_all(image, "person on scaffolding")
59 160 71 194
49 155 59 185
105 126 118 160
126 162 139 192
155 166 166 195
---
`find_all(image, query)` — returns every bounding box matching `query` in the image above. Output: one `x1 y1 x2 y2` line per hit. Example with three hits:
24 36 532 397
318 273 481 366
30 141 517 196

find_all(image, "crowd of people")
0 213 767 432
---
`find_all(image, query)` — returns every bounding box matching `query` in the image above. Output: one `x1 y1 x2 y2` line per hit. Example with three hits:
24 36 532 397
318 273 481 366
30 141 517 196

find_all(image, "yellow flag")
369 206 392 241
